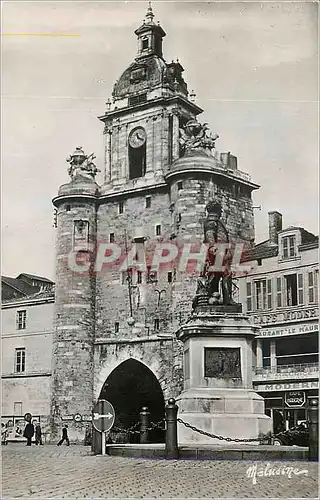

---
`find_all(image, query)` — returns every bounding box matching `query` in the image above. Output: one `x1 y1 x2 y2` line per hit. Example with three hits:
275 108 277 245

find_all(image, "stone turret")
50 147 100 442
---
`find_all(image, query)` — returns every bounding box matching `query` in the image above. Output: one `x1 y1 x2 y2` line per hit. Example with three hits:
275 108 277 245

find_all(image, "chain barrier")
110 419 165 436
177 417 274 443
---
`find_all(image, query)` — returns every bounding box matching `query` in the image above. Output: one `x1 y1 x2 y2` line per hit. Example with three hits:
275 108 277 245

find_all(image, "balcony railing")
253 363 319 381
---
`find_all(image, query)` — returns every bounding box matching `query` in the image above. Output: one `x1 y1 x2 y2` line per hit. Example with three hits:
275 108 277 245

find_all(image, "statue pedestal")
176 305 271 444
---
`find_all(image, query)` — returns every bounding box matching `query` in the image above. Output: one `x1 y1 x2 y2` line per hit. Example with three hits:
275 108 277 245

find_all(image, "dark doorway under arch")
99 359 165 443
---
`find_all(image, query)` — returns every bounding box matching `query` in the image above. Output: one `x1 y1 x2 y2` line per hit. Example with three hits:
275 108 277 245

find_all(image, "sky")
2 1 318 281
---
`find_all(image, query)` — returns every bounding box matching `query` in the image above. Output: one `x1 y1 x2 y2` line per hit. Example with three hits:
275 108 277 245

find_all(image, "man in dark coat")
57 425 70 446
23 421 34 446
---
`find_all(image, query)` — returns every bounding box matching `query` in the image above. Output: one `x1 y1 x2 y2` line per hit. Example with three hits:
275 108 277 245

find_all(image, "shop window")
16 310 27 330
246 282 252 311
15 348 25 373
284 274 298 306
281 235 296 259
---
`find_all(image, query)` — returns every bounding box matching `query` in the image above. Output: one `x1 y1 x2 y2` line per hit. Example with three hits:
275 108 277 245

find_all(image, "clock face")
129 127 146 148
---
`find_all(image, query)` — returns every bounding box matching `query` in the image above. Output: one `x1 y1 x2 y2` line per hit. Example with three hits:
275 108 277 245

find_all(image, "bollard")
140 406 150 444
165 398 179 459
308 398 319 461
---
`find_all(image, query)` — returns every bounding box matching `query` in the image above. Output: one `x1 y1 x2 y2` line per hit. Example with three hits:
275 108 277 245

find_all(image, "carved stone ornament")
179 119 219 156
66 146 100 180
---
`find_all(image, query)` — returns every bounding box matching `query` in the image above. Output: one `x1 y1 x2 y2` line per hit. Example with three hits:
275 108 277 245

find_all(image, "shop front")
254 380 319 433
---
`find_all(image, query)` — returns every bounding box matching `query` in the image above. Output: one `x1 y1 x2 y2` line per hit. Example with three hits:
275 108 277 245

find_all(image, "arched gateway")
99 359 165 443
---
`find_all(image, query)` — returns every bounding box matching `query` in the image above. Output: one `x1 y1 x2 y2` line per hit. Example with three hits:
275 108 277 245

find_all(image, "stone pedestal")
176 305 271 444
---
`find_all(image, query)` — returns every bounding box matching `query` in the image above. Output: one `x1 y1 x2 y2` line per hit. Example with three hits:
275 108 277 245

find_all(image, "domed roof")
165 150 223 180
113 56 167 100
58 174 100 197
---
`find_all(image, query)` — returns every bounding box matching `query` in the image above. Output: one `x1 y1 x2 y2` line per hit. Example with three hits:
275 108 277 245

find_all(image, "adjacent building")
239 211 319 433
1 286 54 440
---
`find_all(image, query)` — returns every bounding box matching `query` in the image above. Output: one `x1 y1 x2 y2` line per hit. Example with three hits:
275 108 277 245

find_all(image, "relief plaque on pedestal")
204 347 241 379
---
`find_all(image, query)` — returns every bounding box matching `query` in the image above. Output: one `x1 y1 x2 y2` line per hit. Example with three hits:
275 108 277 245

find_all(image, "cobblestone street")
2 444 318 499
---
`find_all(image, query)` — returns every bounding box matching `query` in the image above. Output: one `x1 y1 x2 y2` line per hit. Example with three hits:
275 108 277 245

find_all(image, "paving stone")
2 444 318 499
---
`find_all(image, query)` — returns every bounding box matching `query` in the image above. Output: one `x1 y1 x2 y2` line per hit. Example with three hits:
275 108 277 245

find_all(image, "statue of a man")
197 201 236 306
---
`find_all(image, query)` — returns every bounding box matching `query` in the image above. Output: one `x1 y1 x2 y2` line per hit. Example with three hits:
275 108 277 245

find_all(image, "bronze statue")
66 147 100 180
179 119 219 156
194 201 236 307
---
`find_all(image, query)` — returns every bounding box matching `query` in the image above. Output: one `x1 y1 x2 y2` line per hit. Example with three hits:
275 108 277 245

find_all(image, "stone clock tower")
51 4 260 443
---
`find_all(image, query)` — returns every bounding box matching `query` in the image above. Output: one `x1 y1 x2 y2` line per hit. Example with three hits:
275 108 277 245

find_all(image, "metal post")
101 431 106 456
308 398 318 461
165 398 179 459
140 406 150 444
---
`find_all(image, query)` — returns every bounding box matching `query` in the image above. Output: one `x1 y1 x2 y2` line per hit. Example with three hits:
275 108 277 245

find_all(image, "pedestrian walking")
35 423 43 445
57 425 70 446
23 420 34 446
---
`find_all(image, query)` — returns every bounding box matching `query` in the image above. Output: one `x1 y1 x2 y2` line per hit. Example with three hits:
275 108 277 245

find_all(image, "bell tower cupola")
135 2 166 59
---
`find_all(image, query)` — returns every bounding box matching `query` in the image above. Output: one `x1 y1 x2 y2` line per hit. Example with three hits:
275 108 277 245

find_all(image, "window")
246 282 252 312
66 205 71 212
267 279 272 309
128 93 147 107
14 402 22 416
137 271 142 284
298 273 304 305
308 271 318 304
73 220 89 248
282 236 296 259
16 310 26 330
284 274 298 306
254 279 272 310
154 318 160 331
147 267 158 283
257 258 262 266
146 196 151 209
119 201 124 214
177 181 183 190
168 272 173 283
156 224 161 236
114 322 119 333
109 233 115 243
276 277 282 307
142 38 148 50
15 348 25 373
121 271 128 285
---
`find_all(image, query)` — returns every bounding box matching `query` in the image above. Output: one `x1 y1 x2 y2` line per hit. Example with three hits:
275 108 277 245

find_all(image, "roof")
241 240 279 262
242 227 318 262
2 288 55 305
16 273 54 284
1 276 35 295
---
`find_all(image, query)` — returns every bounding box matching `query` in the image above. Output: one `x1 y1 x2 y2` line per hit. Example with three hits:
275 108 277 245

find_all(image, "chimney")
268 211 282 244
